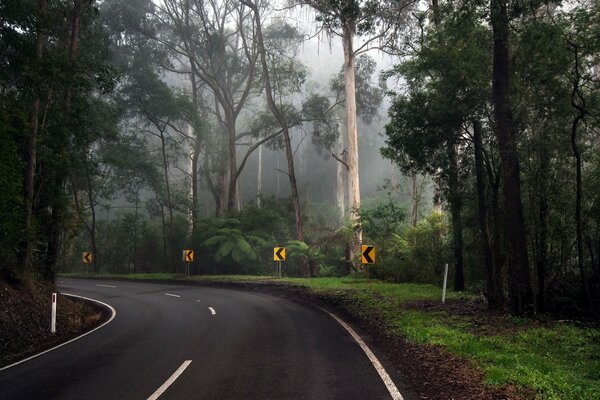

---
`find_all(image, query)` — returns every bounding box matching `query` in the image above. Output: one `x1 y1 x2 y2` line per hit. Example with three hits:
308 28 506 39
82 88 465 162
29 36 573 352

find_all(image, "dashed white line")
95 284 116 288
320 308 404 400
164 293 181 298
208 307 216 315
196 299 202 302
146 360 192 400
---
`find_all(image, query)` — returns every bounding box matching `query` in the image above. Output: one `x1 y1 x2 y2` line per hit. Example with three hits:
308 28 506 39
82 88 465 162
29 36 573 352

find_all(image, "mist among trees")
1 0 599 319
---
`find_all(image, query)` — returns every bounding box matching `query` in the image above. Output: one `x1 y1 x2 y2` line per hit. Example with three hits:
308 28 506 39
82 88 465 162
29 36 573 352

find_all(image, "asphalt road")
0 278 405 400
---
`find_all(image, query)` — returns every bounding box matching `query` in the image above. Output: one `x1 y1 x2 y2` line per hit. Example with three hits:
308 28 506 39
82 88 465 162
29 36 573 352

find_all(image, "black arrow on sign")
362 246 374 263
275 247 285 261
84 253 92 263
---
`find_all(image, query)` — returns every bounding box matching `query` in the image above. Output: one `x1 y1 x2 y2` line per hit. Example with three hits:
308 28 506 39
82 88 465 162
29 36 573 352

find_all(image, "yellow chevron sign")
274 247 286 261
183 250 194 262
361 245 376 264
82 252 93 264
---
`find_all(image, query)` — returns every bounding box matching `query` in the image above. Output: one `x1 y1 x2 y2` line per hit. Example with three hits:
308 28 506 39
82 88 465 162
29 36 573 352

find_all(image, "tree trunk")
447 142 464 291
569 42 598 318
191 138 200 234
335 126 346 224
226 113 238 212
23 0 47 271
410 174 419 227
158 197 167 272
536 145 549 312
490 0 533 315
46 0 83 278
257 143 262 208
342 23 362 271
84 166 98 273
158 130 175 272
133 187 139 274
245 0 310 275
473 119 504 308
216 143 228 216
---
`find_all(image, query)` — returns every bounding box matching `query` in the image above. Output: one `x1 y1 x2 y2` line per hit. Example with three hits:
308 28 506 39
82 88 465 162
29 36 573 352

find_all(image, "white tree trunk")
342 26 362 269
187 123 194 233
335 124 346 224
257 142 262 208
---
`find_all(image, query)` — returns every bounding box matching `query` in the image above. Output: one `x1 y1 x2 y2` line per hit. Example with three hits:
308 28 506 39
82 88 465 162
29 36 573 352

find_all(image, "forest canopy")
1 0 599 319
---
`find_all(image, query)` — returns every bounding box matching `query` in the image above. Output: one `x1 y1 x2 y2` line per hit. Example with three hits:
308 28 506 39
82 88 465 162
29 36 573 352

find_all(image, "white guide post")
51 293 57 333
442 263 449 304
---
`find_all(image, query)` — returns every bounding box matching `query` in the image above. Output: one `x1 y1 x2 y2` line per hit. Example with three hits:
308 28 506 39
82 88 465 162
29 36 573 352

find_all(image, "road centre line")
208 307 216 315
95 284 116 288
164 293 181 298
146 360 192 400
320 307 404 400
0 293 117 372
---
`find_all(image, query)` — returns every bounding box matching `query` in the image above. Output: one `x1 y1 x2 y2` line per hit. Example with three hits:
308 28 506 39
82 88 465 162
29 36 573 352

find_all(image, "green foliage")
287 240 325 266
384 212 451 283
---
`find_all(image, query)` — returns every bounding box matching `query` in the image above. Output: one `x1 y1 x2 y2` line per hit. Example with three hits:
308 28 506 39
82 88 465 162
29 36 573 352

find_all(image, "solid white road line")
95 284 116 288
164 293 181 298
320 308 404 400
0 293 117 372
147 360 192 400
208 307 216 315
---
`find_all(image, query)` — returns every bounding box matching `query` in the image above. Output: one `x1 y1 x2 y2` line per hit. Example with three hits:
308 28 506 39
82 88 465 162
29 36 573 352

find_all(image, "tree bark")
257 142 262 208
335 125 346 224
569 41 598 318
490 0 533 315
46 0 83 278
84 165 98 273
23 0 47 271
473 119 504 308
244 0 311 275
536 145 549 312
158 129 175 272
410 175 419 227
447 141 464 291
342 22 362 271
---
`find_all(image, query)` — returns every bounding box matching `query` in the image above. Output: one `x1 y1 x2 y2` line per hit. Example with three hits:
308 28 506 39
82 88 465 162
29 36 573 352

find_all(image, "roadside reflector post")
442 263 449 304
51 293 57 333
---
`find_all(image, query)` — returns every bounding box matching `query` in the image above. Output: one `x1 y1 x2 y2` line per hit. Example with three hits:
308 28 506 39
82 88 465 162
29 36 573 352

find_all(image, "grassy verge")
60 273 600 399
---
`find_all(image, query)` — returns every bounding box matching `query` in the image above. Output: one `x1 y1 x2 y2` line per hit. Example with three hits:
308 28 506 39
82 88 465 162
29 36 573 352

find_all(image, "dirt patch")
0 281 105 367
403 298 548 336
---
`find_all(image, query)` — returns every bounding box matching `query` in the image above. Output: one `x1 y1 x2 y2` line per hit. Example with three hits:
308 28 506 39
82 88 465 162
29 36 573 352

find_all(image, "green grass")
60 273 600 399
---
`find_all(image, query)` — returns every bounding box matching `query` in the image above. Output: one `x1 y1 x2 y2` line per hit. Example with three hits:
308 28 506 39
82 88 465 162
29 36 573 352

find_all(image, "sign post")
82 252 92 274
273 247 286 277
442 263 449 304
183 250 194 276
51 293 57 334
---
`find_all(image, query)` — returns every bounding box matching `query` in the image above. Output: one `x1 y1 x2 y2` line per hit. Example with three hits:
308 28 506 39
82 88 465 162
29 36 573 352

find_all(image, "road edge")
0 293 116 372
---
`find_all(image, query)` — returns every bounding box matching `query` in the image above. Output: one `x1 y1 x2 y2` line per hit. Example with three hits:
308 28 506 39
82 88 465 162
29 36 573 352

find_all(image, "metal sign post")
274 247 286 277
442 263 449 304
51 293 57 334
183 250 194 277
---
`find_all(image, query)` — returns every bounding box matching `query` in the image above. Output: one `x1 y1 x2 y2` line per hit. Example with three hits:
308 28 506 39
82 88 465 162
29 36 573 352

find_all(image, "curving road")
0 278 405 400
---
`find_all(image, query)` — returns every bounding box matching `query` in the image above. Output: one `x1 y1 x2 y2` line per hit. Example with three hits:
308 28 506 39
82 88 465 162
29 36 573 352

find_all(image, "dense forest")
1 0 599 319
